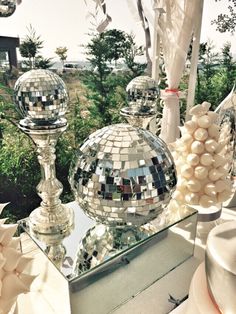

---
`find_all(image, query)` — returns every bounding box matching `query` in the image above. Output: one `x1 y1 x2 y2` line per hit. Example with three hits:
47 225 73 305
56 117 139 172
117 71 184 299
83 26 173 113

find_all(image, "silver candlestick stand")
19 118 74 235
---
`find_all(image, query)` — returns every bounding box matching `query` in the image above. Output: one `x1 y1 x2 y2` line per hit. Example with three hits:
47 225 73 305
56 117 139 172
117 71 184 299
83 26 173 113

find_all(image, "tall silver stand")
19 118 74 235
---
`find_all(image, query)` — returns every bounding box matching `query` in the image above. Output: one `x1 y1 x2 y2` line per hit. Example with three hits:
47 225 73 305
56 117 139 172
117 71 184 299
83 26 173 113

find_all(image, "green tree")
19 25 43 69
220 42 236 92
122 33 146 76
212 0 236 34
55 46 68 68
195 42 219 107
35 55 53 69
85 29 145 124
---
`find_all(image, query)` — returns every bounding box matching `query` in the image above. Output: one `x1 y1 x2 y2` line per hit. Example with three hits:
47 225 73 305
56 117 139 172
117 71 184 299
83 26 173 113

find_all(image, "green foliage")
0 122 40 220
19 25 44 69
84 30 145 126
122 33 146 76
196 42 236 109
212 0 236 34
55 46 68 67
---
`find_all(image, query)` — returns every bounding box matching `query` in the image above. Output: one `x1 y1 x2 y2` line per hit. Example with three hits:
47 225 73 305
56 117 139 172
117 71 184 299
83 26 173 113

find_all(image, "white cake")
205 220 236 314
185 263 219 314
186 221 236 314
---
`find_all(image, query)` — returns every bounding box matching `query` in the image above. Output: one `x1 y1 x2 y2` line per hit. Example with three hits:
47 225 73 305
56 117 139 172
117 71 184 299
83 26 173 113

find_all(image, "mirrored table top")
19 202 197 283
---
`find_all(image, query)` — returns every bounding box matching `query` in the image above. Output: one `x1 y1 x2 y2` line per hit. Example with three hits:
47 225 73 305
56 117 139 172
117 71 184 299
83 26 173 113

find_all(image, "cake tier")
206 220 236 314
185 263 220 314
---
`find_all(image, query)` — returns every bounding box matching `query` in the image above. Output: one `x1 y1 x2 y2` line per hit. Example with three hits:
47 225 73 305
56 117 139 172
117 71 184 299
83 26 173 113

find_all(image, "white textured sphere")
213 155 226 167
181 134 193 146
14 69 68 124
191 141 205 154
186 179 201 192
181 165 194 179
209 168 222 181
199 195 214 207
194 128 208 141
187 154 200 166
200 153 213 166
194 166 208 180
185 193 199 205
208 124 220 139
204 183 216 196
197 115 211 128
184 120 198 134
205 139 218 153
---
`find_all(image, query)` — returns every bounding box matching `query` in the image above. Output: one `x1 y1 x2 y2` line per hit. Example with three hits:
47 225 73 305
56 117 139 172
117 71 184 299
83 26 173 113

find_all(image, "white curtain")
158 0 202 143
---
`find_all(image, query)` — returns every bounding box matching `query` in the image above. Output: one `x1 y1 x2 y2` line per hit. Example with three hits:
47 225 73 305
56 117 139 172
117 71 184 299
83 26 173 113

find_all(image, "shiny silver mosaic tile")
126 75 159 112
70 123 177 226
14 69 68 124
72 223 156 276
0 0 16 17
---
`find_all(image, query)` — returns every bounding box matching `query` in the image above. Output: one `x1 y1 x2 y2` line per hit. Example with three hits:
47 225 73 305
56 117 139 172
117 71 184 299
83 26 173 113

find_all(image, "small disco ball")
14 69 68 125
70 123 177 227
0 0 16 17
126 75 159 105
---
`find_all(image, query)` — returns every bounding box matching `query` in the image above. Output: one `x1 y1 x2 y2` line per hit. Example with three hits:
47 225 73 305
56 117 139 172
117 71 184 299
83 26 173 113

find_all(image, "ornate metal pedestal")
19 118 74 235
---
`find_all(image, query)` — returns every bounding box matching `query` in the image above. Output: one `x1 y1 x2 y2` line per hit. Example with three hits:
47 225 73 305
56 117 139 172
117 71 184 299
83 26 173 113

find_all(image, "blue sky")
0 0 235 61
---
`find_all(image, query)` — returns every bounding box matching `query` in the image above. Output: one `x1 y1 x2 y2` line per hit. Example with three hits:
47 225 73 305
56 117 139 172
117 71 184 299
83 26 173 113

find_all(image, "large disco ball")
70 123 177 226
14 69 68 124
0 0 16 17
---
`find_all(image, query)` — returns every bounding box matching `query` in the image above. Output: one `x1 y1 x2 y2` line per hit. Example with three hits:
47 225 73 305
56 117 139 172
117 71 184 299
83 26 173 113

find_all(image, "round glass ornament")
0 0 16 17
14 69 68 125
70 123 177 226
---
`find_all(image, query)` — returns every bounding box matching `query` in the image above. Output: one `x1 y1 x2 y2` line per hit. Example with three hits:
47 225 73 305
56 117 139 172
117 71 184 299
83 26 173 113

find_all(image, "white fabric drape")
158 0 201 143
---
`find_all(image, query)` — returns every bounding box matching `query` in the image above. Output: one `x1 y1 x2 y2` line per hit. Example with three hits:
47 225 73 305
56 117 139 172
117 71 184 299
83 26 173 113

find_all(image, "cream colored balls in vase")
169 101 232 214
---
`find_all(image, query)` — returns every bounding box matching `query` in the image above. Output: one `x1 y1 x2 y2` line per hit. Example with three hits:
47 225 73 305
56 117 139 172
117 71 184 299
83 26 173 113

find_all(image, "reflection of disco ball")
0 0 16 17
70 123 177 226
72 223 156 276
14 69 68 124
126 75 159 105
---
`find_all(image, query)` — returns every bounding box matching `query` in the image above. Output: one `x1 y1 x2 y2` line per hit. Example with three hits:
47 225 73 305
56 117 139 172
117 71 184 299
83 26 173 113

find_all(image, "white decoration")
191 141 205 154
187 154 200 166
204 183 216 196
200 153 213 166
193 128 208 141
208 169 222 181
186 179 202 192
0 204 36 313
184 121 198 134
181 165 194 179
205 139 218 153
194 166 208 180
185 193 199 205
199 195 214 208
208 124 220 139
197 115 211 128
168 101 233 212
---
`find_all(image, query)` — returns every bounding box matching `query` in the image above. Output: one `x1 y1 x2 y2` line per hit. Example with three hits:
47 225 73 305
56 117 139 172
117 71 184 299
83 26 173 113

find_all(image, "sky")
0 0 235 61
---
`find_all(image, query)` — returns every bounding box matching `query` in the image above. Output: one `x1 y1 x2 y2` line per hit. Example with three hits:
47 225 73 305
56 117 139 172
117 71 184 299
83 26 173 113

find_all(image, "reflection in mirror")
71 223 157 277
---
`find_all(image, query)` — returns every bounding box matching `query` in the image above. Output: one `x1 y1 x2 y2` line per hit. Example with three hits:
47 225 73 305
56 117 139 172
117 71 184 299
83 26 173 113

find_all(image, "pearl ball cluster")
171 102 232 209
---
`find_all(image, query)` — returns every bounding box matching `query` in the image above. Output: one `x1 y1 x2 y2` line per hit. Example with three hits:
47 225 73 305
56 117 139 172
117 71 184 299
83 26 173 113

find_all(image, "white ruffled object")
0 204 36 314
